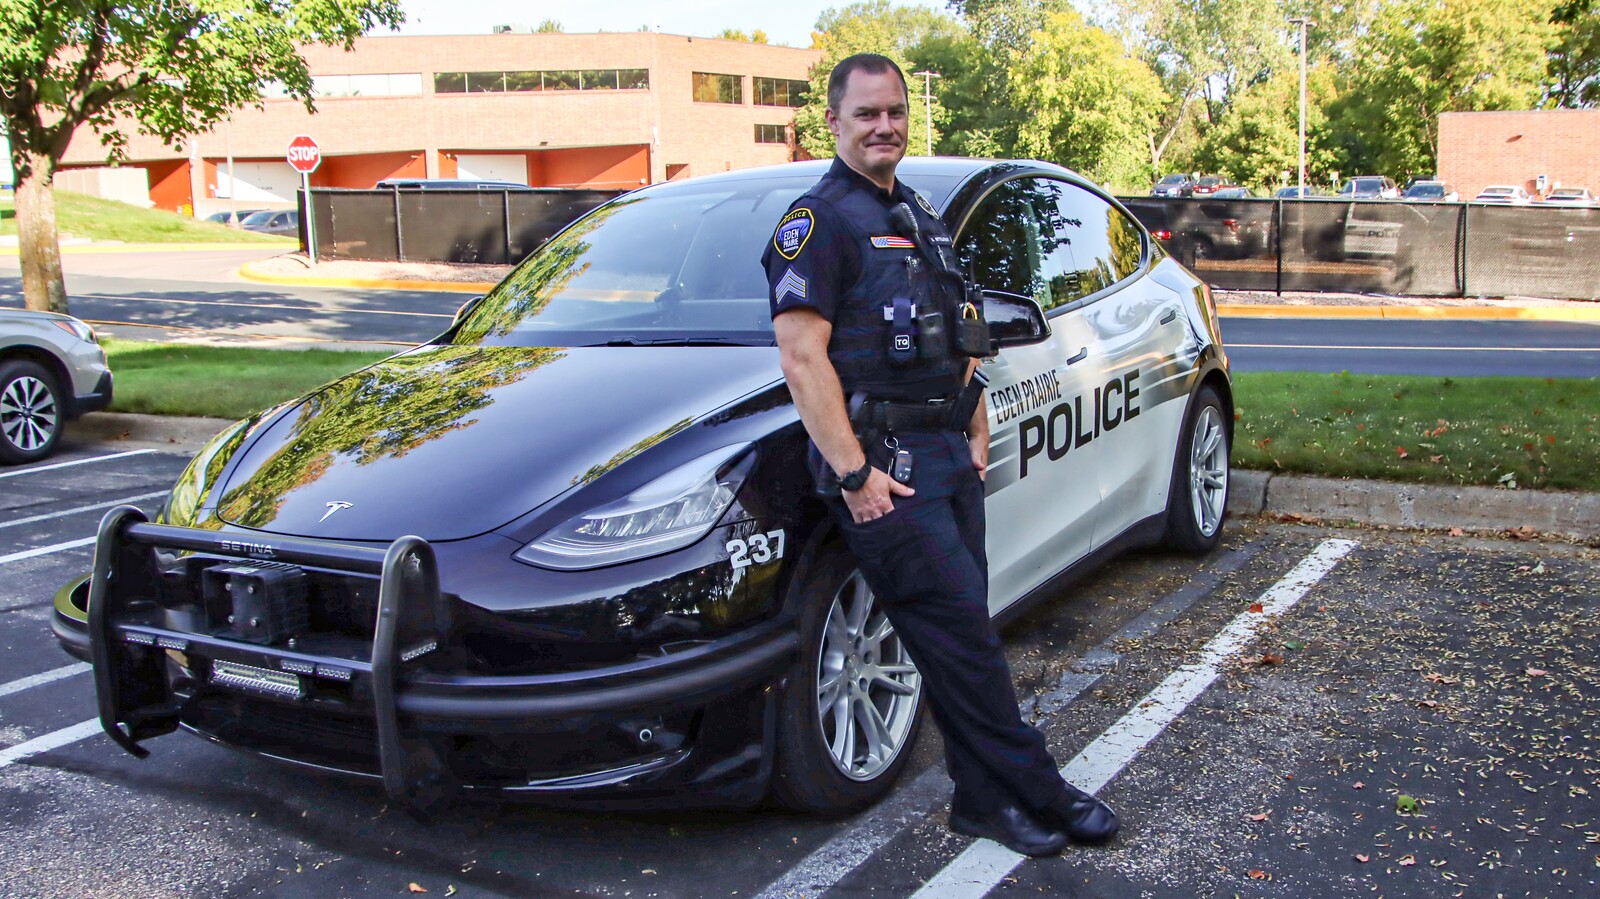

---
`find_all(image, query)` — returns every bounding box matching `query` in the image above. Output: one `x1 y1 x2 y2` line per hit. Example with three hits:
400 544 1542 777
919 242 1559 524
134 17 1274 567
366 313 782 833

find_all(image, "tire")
0 359 64 464
1163 384 1229 553
771 541 925 814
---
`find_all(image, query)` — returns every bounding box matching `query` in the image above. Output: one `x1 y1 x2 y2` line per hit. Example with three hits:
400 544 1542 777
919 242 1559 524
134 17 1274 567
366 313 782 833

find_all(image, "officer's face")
826 69 909 187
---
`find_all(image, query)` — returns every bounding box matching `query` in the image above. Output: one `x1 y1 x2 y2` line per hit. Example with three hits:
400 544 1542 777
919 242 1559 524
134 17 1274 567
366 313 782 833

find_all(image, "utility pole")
1288 17 1315 197
912 70 940 156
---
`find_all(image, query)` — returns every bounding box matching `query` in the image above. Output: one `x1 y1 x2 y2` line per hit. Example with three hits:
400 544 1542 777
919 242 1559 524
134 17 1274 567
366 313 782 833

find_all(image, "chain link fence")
1118 197 1600 300
303 187 622 265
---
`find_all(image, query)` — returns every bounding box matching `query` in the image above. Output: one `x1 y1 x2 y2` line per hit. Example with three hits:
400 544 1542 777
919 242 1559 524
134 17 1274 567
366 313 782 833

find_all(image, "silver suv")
0 308 113 463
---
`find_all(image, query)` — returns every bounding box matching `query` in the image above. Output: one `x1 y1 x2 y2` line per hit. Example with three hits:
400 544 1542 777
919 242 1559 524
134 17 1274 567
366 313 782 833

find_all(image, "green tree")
1193 62 1339 188
1007 10 1168 189
1328 0 1554 177
536 18 563 33
0 0 402 314
1547 0 1600 106
794 0 960 158
715 28 770 43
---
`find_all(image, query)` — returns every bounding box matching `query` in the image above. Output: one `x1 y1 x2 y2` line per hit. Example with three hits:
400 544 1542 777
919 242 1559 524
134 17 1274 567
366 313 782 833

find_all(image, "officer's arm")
773 308 865 477
964 358 989 478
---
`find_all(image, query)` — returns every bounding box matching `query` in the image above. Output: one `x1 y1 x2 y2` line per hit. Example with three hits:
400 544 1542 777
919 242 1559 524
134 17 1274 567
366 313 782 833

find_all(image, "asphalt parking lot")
2 443 1596 898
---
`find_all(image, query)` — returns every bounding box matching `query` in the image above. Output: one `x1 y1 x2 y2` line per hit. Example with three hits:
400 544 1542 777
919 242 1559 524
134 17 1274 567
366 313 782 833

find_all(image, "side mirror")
453 295 484 326
982 290 1050 351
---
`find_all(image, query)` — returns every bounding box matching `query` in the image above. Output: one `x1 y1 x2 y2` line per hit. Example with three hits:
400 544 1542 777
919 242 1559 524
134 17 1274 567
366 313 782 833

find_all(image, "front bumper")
55 507 798 811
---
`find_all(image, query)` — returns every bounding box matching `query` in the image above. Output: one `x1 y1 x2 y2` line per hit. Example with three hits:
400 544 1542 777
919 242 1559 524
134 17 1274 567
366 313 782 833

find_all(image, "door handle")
1159 309 1178 325
1066 346 1088 365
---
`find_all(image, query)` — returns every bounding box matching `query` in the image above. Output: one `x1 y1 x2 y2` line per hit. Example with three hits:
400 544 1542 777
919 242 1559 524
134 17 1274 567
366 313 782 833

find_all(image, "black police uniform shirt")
763 157 967 402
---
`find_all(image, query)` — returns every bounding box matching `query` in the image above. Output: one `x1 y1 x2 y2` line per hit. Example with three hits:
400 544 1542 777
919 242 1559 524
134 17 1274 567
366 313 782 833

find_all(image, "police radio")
890 202 988 360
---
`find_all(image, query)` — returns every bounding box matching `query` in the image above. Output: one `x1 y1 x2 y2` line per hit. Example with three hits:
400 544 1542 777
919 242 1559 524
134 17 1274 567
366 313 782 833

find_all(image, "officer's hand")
844 467 914 523
969 434 989 481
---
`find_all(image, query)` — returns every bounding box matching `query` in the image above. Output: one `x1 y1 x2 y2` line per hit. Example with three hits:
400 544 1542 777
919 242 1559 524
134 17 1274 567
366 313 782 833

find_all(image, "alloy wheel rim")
815 571 922 781
1188 406 1228 537
1 375 58 452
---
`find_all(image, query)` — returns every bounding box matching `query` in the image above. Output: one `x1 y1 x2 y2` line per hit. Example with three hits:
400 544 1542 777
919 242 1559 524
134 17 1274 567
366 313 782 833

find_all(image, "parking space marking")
0 663 90 699
0 492 165 530
0 719 101 770
0 537 95 565
0 449 155 480
911 538 1358 899
753 545 1263 899
75 293 453 319
1228 342 1598 353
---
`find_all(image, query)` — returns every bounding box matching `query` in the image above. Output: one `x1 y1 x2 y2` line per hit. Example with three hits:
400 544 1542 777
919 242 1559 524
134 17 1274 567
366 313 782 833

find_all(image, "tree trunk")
14 151 69 314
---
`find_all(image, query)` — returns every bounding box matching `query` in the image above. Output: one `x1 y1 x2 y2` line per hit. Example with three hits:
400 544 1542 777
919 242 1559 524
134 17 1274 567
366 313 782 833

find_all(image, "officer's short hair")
827 53 909 112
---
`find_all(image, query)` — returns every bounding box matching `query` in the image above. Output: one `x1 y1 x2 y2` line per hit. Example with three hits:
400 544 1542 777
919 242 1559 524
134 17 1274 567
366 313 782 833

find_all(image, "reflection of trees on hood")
457 200 638 341
217 347 561 526
575 416 694 486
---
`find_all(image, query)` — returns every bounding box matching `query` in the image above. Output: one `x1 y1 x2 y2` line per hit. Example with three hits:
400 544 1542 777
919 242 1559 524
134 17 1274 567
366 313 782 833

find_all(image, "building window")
754 77 807 107
693 72 742 104
306 73 424 98
435 69 651 94
755 124 787 144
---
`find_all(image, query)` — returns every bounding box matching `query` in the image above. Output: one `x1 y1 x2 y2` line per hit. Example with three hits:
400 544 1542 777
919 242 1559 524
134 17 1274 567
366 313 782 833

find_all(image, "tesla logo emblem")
320 501 353 522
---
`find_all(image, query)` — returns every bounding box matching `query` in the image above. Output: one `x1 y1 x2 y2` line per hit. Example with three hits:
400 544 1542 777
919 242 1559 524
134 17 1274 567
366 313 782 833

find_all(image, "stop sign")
286 135 321 174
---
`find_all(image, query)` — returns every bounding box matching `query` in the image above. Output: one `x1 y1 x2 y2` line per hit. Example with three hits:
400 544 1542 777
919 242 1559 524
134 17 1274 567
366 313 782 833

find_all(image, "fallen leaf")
1418 699 1438 708
408 886 428 895
1260 652 1285 665
1355 854 1370 863
1247 869 1268 880
1449 527 1464 536
1395 446 1409 458
1353 781 1365 789
1248 602 1264 613
1397 794 1421 814
1399 855 1417 867
445 888 457 897
1249 811 1270 821
1283 640 1305 651
642 869 657 875
1527 668 1548 677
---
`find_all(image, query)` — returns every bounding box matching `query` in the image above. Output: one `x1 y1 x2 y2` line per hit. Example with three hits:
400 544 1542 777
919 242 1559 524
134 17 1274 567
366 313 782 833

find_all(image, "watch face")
840 466 870 490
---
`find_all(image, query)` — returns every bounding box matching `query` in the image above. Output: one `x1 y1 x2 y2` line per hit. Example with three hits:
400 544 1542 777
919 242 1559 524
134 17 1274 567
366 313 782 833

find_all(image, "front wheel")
771 542 925 814
0 359 64 464
1163 384 1229 553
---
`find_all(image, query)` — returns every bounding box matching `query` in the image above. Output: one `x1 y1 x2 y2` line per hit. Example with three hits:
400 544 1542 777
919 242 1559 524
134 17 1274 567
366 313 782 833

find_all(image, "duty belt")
851 370 989 433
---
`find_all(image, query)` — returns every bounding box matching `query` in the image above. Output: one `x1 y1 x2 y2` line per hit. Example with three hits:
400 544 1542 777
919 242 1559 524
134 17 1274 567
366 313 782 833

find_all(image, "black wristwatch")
838 462 872 492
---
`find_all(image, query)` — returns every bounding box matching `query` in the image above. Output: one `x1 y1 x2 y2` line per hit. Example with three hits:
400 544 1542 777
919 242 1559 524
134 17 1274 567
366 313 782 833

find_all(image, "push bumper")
59 507 798 812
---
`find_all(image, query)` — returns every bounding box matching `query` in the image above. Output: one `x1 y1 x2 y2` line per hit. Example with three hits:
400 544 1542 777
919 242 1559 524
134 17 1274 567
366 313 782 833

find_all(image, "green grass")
0 189 293 244
105 341 391 419
1232 371 1600 491
99 344 1600 493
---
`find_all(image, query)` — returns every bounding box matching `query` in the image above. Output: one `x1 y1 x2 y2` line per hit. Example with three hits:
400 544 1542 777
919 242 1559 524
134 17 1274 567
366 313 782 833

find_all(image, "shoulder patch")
774 208 815 260
913 191 937 216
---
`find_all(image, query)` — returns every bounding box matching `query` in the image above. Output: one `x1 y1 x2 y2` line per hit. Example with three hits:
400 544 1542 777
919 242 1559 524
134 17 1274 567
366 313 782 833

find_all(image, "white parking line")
0 492 166 530
910 538 1358 899
0 663 91 699
0 719 103 770
0 449 155 480
76 293 452 318
0 537 95 565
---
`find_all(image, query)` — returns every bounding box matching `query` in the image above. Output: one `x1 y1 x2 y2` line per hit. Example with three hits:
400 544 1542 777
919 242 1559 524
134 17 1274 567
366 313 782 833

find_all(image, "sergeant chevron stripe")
775 267 808 303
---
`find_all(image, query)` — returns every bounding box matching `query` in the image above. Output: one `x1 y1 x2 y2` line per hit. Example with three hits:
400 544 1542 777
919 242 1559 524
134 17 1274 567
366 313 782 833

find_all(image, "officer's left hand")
969 435 989 481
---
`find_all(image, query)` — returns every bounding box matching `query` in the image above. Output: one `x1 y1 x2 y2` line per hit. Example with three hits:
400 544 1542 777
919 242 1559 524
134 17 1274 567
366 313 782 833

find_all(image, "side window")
957 177 1146 313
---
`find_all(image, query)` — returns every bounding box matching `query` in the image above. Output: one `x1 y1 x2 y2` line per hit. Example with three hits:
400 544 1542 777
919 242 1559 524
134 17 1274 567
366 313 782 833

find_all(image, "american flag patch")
870 236 915 249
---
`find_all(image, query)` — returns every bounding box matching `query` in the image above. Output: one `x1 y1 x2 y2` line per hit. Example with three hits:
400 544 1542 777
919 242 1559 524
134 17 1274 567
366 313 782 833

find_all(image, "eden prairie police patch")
774 208 815 260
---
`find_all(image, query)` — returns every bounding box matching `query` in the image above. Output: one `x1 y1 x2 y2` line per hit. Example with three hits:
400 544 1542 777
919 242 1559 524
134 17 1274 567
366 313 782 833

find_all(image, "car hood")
213 344 782 541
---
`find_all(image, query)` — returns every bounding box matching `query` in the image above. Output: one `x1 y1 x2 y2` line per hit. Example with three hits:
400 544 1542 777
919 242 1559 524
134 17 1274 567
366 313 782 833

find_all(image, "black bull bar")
88 505 456 812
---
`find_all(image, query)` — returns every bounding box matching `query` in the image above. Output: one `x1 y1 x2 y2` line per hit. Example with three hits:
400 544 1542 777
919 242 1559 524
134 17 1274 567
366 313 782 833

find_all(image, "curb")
237 260 492 293
71 413 1600 543
1216 303 1600 321
0 242 291 255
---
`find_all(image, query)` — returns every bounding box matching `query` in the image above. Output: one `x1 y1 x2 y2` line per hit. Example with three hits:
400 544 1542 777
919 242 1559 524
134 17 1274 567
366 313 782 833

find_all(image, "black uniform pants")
827 430 1068 815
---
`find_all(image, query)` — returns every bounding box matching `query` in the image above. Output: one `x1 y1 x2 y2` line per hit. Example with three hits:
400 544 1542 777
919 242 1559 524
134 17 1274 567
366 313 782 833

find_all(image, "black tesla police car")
52 157 1232 815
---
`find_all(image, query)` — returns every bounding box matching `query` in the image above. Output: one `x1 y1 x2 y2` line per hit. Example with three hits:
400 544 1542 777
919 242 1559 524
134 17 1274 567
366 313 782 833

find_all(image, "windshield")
1158 175 1186 185
242 211 277 226
1405 184 1444 198
1550 190 1585 199
1482 187 1514 196
452 177 817 347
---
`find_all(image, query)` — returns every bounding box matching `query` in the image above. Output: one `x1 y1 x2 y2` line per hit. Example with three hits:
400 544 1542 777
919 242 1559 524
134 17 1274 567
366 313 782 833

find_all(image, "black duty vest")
805 172 969 402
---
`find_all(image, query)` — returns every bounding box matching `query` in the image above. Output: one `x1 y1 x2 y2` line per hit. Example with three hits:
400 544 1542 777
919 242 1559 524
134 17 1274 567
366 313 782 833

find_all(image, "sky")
393 0 947 47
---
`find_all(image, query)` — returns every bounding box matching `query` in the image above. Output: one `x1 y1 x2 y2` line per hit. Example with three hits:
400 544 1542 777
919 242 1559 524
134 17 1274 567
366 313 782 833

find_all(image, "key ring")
883 434 900 450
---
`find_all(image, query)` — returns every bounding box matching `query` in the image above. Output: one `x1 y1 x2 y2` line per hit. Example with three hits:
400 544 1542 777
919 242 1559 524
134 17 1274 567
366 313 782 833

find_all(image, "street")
2 444 1596 897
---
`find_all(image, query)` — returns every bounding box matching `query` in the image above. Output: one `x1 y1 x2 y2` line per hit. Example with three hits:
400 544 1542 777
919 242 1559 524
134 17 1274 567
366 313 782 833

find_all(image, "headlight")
515 444 753 571
161 419 251 526
50 317 97 344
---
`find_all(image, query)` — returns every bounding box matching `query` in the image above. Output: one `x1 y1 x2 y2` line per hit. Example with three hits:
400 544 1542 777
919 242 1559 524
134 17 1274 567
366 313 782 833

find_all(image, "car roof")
633 157 1081 214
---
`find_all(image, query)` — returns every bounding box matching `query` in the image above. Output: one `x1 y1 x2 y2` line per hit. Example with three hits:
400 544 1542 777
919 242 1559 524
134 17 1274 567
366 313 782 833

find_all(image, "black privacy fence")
302 187 623 264
1116 198 1600 300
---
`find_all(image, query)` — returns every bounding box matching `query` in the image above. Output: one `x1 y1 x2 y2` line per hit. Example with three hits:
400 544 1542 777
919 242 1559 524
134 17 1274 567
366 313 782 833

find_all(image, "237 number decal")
727 530 786 569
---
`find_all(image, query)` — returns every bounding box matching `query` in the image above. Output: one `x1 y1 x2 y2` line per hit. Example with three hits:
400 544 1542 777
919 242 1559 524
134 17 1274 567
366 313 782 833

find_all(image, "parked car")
1473 185 1532 205
0 309 113 463
374 178 535 190
55 157 1232 815
1190 175 1233 197
1209 186 1257 199
1273 186 1325 199
205 209 267 226
1536 187 1595 207
1338 176 1400 200
239 209 300 236
1401 181 1459 202
1150 173 1197 198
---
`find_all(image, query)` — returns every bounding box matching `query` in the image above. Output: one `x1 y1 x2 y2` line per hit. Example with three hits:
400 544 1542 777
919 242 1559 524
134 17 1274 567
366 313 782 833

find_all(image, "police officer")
763 53 1118 857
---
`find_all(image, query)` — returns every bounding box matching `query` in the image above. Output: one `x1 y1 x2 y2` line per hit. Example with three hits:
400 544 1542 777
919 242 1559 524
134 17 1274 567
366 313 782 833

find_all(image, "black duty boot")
1035 783 1119 843
949 799 1068 857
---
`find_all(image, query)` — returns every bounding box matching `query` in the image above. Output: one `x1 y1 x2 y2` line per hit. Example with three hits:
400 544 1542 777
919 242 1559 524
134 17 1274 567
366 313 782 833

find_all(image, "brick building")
1438 109 1600 200
59 32 821 216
